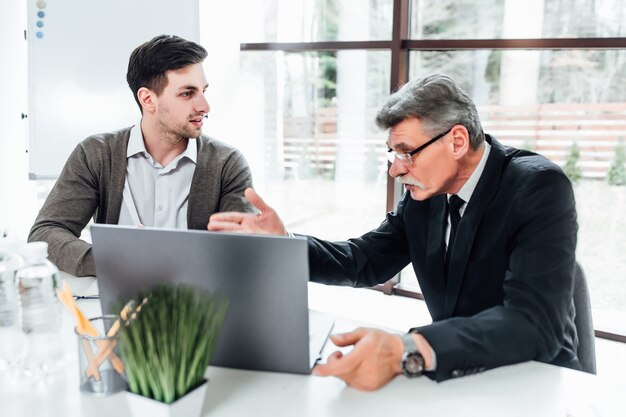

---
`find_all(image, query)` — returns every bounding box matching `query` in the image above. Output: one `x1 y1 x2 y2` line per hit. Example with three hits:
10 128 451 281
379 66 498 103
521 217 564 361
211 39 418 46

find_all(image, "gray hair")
375 74 485 150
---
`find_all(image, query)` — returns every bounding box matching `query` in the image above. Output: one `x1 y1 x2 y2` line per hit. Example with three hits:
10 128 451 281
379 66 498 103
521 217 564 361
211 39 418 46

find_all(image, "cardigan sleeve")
28 142 101 276
217 150 255 214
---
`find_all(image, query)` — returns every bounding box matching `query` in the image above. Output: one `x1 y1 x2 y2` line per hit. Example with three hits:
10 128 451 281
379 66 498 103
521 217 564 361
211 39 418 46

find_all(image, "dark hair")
375 74 485 150
126 35 208 111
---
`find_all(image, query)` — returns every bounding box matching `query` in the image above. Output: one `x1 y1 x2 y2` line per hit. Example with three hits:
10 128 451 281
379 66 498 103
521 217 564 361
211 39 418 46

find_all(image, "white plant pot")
126 379 208 417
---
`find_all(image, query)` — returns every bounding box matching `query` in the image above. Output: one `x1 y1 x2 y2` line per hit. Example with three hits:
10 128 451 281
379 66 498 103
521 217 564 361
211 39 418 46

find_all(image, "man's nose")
388 158 407 178
196 94 210 114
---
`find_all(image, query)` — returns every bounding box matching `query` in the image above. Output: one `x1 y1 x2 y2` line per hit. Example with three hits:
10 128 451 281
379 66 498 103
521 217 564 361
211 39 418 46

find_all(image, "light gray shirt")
118 123 197 228
445 141 492 246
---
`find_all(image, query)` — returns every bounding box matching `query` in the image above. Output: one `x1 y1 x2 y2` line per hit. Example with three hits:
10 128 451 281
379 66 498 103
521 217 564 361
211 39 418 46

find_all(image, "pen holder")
76 315 127 396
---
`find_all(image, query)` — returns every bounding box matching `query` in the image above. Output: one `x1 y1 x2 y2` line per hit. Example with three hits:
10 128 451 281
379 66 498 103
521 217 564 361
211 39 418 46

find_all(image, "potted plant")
118 284 229 417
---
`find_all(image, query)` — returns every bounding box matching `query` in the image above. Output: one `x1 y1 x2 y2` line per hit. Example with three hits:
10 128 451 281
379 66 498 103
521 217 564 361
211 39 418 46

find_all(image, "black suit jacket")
307 136 579 381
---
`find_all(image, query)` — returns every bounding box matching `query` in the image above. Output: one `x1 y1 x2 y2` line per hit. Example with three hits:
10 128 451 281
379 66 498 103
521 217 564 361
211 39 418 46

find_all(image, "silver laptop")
91 224 333 375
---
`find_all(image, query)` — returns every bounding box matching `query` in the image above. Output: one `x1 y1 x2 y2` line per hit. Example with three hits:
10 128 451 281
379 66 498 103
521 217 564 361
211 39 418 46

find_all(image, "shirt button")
157 205 164 211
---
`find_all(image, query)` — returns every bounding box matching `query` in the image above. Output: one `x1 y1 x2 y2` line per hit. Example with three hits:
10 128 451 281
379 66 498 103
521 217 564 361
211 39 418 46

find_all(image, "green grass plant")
607 139 626 186
118 284 228 404
563 142 582 184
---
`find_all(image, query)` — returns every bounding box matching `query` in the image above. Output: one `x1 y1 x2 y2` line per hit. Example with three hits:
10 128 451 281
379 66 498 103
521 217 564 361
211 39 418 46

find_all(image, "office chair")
573 261 597 374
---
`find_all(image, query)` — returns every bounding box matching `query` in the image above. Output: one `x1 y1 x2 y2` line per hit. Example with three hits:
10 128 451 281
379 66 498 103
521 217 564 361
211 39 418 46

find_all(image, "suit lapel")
443 136 507 317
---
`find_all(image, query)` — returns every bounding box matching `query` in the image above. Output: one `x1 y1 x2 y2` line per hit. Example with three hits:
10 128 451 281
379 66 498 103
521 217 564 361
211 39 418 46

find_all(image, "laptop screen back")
91 225 313 374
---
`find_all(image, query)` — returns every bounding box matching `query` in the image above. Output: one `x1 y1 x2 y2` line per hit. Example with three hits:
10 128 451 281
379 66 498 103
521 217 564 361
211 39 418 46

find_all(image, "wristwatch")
401 333 425 378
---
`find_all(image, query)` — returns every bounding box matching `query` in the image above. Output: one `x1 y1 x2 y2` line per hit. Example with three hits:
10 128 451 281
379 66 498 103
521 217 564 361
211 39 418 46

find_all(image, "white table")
0 276 624 417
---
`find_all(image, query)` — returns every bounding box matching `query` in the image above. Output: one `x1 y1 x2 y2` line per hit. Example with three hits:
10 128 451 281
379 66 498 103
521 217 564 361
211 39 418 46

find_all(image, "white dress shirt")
118 122 197 228
445 141 491 247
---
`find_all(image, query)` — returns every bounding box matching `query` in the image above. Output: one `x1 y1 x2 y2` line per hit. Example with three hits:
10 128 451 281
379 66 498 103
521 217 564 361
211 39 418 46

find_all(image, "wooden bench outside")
282 107 385 179
282 103 626 180
479 102 626 179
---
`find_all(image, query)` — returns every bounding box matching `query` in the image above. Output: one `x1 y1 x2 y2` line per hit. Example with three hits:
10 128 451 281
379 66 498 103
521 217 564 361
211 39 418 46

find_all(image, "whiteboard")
27 0 199 178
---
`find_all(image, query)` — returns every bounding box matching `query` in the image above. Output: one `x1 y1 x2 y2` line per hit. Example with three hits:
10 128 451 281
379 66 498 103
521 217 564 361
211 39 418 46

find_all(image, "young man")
207 74 579 390
29 35 254 276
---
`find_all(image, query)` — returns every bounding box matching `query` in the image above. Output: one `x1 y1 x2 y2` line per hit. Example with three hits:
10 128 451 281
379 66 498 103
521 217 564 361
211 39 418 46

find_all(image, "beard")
157 110 203 145
166 123 200 144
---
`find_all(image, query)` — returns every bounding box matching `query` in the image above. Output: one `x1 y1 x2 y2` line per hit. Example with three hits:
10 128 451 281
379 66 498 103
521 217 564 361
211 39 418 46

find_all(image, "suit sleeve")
415 168 578 381
307 193 413 287
28 143 100 277
218 151 255 213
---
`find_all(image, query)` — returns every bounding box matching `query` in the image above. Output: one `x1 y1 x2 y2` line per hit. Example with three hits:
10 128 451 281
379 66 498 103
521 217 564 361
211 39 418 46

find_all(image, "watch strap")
402 332 418 352
401 333 425 377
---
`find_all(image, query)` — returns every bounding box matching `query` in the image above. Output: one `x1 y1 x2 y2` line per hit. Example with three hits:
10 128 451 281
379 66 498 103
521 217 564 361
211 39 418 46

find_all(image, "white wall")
0 0 36 240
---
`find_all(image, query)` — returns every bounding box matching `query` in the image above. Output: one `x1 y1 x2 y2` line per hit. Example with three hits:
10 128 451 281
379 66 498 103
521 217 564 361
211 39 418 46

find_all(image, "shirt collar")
179 137 197 164
449 140 491 204
127 120 198 164
127 121 147 158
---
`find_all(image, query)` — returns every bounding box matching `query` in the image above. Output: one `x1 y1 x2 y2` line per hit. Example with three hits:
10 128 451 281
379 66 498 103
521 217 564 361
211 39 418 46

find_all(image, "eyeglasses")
386 127 452 164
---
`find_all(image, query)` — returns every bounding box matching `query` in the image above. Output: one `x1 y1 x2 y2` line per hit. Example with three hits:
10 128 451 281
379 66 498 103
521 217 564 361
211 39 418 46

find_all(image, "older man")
208 74 579 390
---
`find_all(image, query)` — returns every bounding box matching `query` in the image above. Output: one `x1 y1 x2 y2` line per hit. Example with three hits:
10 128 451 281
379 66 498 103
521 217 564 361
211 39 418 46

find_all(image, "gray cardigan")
28 127 254 276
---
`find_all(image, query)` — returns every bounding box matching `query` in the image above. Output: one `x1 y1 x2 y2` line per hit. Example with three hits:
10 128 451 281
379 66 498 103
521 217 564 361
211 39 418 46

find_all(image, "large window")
237 50 390 238
410 0 626 39
238 0 393 42
205 0 626 340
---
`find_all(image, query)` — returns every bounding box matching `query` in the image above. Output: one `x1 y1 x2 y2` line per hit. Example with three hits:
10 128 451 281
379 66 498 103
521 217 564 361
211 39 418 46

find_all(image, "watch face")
402 352 424 377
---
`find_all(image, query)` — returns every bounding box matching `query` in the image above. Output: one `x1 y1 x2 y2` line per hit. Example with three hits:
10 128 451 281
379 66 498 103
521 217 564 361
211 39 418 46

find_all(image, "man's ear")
450 125 470 160
137 87 156 114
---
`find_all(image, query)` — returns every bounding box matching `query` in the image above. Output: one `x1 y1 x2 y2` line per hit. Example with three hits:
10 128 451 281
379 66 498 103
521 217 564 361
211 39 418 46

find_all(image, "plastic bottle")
0 247 19 327
15 241 63 377
0 242 25 371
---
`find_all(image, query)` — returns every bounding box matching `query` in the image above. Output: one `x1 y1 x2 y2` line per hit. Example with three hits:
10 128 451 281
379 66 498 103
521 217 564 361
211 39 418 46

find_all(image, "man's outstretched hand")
208 188 288 235
313 328 404 391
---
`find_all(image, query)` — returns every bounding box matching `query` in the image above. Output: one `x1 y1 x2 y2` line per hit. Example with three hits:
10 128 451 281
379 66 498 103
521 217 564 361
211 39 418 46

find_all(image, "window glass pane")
410 0 626 39
240 0 393 42
235 50 391 239
404 49 626 334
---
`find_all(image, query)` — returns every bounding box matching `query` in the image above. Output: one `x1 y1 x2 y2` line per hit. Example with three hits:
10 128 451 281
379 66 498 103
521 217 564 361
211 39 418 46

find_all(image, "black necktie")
445 194 465 275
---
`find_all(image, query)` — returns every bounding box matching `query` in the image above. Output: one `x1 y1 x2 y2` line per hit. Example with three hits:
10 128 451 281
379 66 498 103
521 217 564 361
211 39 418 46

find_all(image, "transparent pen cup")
75 315 127 396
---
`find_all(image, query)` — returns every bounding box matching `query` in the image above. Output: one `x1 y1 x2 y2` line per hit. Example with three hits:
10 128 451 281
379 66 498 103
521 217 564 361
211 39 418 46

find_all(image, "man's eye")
181 91 193 97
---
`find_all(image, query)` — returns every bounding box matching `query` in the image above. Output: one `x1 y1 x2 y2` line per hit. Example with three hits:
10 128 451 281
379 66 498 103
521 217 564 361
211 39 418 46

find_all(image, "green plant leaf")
118 284 228 404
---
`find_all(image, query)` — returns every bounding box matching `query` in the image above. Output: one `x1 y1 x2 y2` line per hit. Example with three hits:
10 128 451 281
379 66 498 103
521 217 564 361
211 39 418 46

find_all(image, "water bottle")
15 241 63 377
0 242 25 371
0 246 19 327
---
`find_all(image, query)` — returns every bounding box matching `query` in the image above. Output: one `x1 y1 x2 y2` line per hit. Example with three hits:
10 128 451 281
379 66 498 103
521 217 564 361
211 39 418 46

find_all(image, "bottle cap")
20 241 49 263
